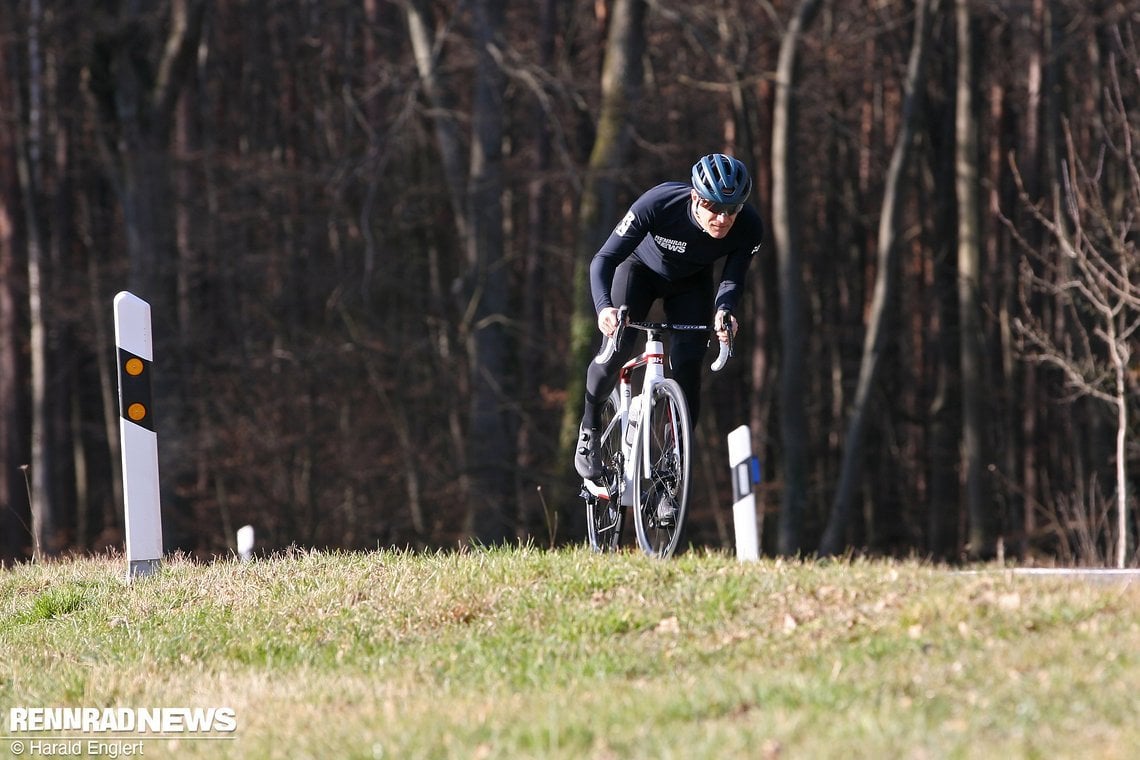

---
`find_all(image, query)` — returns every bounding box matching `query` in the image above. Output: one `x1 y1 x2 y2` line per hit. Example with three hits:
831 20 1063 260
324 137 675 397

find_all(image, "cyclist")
575 152 765 480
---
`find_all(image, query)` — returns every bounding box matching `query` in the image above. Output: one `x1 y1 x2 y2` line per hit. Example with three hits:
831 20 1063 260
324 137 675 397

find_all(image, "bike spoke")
633 380 691 558
584 391 625 552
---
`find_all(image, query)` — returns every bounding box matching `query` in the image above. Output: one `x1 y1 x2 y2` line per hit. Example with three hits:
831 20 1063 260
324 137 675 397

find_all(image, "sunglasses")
696 197 744 216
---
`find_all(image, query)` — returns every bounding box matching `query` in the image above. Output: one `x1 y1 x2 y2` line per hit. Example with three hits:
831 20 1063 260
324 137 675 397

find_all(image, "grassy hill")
2 546 1138 759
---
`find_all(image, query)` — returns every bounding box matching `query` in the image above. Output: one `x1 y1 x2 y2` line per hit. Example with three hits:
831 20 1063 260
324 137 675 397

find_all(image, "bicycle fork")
620 333 667 506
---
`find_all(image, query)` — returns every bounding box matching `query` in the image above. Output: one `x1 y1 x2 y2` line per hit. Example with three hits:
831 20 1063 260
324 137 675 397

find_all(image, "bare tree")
1009 57 1140 566
516 0 559 539
403 0 471 244
402 0 473 538
769 0 823 556
820 0 941 557
85 0 208 548
464 0 513 543
955 0 994 558
0 12 27 563
558 0 647 539
14 0 52 559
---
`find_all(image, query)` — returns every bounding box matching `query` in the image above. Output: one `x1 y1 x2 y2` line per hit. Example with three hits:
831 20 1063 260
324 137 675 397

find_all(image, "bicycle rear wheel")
632 379 692 558
585 391 625 552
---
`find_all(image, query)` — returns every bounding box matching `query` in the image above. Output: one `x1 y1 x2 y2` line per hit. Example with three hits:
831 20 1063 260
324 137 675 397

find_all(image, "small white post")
114 292 163 580
237 525 255 562
728 425 760 561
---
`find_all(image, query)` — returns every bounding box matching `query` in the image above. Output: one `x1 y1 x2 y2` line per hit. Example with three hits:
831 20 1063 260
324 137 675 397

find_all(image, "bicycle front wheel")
632 379 692 558
585 390 625 552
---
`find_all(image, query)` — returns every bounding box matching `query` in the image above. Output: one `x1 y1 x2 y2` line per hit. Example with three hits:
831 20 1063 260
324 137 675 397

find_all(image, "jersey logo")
653 235 687 254
750 243 761 256
615 211 635 236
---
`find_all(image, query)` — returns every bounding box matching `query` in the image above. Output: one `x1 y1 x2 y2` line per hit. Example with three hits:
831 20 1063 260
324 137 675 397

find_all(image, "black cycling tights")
583 259 713 429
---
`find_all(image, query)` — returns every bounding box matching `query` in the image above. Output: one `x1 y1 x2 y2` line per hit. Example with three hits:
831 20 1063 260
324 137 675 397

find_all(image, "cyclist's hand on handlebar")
593 305 628 364
598 306 623 337
715 309 737 345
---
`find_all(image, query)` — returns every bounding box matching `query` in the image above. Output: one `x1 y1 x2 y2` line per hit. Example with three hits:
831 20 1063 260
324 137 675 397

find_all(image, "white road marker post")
728 425 760 562
237 525 255 562
114 292 163 580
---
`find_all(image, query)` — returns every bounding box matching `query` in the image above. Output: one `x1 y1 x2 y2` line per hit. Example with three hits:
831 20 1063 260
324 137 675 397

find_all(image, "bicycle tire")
585 391 625 552
632 379 692 558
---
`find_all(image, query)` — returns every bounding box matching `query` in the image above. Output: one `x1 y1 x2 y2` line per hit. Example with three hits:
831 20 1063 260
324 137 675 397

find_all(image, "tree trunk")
87 252 125 548
16 0 54 559
88 0 207 550
771 0 823 556
928 115 959 560
0 24 26 562
821 0 940 556
403 0 475 531
404 0 471 243
517 0 558 541
955 0 993 559
558 0 646 541
465 0 513 543
1111 344 1128 569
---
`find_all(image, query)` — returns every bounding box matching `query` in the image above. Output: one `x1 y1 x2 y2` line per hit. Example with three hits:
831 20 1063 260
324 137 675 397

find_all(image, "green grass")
2 546 1138 759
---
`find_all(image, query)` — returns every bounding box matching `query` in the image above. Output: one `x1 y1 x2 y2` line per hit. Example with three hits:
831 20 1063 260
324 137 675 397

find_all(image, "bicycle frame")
584 329 670 507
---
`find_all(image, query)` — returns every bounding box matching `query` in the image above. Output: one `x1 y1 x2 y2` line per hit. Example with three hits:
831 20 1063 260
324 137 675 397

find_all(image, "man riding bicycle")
575 153 766 480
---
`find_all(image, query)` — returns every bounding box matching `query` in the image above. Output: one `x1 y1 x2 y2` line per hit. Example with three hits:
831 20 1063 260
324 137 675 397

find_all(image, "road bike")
580 305 733 558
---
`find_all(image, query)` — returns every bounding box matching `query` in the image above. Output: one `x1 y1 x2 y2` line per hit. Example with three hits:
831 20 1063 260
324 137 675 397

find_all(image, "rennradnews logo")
8 706 237 734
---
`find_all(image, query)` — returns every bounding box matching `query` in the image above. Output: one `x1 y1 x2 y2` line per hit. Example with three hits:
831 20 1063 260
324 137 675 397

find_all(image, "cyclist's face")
691 191 740 239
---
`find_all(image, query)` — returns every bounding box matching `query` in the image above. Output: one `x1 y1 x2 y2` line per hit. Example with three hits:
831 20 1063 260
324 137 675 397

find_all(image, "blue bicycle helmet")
691 153 752 205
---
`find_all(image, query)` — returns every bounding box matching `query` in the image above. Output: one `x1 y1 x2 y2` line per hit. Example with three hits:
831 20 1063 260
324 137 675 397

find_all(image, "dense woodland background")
2 0 1139 567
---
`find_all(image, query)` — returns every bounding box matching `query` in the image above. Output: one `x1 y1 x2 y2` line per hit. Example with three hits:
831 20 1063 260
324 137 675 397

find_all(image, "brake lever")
594 305 630 364
710 310 734 372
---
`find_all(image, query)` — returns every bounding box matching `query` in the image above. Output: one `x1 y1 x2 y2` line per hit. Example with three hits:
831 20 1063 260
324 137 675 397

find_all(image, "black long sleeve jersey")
589 181 765 315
